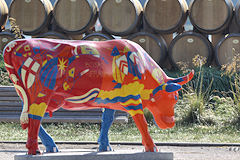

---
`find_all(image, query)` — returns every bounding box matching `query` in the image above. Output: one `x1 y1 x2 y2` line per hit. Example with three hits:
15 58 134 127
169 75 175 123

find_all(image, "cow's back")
3 38 167 112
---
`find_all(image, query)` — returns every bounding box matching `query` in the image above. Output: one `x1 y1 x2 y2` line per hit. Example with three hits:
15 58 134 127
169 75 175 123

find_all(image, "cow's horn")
167 70 194 85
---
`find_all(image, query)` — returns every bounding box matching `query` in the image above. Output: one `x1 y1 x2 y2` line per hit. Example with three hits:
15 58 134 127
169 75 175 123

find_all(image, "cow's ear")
165 83 181 92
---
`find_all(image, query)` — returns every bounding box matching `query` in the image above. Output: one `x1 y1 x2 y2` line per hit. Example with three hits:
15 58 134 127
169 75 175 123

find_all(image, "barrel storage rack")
0 0 240 70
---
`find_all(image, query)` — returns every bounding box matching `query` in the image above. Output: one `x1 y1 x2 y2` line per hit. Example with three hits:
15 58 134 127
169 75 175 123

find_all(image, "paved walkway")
1 143 240 160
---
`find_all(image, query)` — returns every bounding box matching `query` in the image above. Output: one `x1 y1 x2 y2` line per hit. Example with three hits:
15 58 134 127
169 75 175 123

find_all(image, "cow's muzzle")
155 115 175 129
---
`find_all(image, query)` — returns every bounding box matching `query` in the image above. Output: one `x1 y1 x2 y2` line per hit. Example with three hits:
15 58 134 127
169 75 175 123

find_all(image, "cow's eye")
153 94 161 101
69 68 75 78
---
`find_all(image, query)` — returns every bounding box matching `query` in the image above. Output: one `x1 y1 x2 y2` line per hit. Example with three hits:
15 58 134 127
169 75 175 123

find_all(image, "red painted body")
3 38 193 154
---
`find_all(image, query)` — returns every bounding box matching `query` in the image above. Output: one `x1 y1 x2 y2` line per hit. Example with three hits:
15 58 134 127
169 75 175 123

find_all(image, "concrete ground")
0 143 240 160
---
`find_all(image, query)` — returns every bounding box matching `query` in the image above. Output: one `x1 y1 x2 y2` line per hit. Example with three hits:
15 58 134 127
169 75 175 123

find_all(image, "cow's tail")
3 40 30 129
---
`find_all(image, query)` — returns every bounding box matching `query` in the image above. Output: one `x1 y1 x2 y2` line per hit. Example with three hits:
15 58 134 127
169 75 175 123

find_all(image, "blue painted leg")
39 125 59 153
98 108 116 151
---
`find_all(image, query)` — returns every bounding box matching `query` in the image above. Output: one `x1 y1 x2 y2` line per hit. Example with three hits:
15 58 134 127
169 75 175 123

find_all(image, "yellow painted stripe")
42 60 47 67
67 93 98 104
65 88 100 100
16 44 22 52
133 77 138 80
120 99 141 106
128 109 144 117
98 81 144 99
37 93 46 97
29 102 47 117
47 54 54 59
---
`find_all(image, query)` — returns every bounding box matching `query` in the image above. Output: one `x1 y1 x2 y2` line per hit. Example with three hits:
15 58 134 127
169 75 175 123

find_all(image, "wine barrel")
189 0 233 34
37 31 70 39
128 32 167 64
53 0 98 34
215 33 240 68
168 32 213 69
0 0 8 29
9 0 53 35
235 1 240 27
143 0 188 34
82 32 113 41
99 0 143 36
0 31 16 52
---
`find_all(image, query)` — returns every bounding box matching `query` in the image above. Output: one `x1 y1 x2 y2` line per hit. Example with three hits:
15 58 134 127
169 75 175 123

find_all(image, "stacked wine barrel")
0 0 240 71
0 0 11 52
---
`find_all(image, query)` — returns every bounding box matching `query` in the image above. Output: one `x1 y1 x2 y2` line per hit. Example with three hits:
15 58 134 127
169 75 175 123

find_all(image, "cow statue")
3 38 194 155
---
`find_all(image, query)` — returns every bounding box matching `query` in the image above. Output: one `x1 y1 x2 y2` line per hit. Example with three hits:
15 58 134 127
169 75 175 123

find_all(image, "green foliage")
219 51 240 123
165 67 232 97
209 96 236 124
1 122 240 143
0 55 12 85
228 74 240 117
0 54 5 69
176 94 236 126
0 67 12 85
176 63 215 124
143 108 154 124
165 60 240 125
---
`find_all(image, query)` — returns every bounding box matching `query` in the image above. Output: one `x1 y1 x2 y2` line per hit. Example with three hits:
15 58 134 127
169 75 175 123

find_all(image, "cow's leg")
26 117 41 155
131 113 158 152
38 113 58 153
98 108 116 151
27 102 48 155
39 124 59 153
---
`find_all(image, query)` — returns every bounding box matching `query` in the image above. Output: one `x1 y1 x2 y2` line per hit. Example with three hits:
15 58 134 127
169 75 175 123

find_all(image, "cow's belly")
46 95 125 112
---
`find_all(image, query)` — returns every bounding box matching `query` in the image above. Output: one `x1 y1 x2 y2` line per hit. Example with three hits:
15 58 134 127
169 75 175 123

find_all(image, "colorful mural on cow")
3 38 194 154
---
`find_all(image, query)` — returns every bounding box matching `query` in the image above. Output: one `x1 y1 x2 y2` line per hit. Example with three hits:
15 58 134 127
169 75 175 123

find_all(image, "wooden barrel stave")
9 0 53 35
99 0 143 36
53 0 98 34
189 0 233 34
168 31 213 69
128 32 167 65
143 0 188 34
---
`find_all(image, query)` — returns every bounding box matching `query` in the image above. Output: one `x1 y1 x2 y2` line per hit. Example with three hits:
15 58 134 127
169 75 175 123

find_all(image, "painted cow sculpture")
3 38 193 154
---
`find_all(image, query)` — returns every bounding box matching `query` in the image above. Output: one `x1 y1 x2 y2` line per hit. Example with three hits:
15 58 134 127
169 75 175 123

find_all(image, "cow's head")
147 70 194 129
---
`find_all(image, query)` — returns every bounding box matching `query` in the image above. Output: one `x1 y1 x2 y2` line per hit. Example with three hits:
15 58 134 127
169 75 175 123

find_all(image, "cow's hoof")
98 145 113 152
153 147 158 152
46 146 59 153
28 149 42 155
144 146 159 152
21 123 29 130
